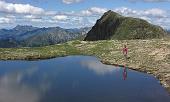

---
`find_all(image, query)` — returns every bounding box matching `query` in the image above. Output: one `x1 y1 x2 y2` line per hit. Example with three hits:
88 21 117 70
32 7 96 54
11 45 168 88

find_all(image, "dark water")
0 56 170 102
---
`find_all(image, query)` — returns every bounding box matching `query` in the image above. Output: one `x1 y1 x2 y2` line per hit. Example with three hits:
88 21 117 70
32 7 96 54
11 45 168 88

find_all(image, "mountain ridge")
85 10 167 41
0 25 91 47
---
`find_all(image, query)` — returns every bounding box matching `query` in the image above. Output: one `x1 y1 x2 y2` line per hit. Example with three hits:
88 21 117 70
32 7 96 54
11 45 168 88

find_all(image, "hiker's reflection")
123 67 128 80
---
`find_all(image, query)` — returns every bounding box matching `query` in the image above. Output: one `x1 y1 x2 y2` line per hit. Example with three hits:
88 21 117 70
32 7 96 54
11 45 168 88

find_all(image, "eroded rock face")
84 10 167 41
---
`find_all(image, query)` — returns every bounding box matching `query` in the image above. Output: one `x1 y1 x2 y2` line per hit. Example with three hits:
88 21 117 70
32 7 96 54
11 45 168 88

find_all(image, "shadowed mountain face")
84 10 167 41
0 25 38 40
0 25 91 48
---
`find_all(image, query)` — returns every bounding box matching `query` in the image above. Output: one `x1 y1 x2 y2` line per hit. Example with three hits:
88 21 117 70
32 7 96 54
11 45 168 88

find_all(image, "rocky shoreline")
100 60 170 94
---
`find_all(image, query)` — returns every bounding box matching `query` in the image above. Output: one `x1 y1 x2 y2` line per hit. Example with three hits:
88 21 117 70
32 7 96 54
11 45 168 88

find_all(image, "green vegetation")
0 43 80 60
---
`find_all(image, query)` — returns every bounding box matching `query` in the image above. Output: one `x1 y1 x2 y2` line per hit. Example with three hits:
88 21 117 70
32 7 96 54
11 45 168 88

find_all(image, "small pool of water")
0 56 169 102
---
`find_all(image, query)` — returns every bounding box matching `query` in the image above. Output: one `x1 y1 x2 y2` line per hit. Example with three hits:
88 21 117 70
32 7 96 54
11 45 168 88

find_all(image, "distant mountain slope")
0 25 91 48
84 10 167 41
0 25 38 40
21 27 90 47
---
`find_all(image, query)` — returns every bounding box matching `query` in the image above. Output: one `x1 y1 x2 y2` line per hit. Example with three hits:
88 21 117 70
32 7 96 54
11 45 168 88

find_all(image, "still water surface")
0 56 170 102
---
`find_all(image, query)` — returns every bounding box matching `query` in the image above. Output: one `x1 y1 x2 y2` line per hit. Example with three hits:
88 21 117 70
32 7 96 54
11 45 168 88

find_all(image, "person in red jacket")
123 45 128 59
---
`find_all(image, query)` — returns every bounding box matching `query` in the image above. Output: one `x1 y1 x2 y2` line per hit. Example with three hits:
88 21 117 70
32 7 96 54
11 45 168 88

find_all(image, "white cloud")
143 8 166 17
0 1 45 15
115 7 137 15
0 66 52 102
81 60 119 75
139 16 151 22
0 17 14 23
62 0 83 4
31 18 42 22
81 10 92 16
45 11 57 16
0 70 40 102
81 7 108 16
69 16 96 27
90 7 107 14
114 7 167 17
24 15 41 19
52 15 68 20
5 14 16 18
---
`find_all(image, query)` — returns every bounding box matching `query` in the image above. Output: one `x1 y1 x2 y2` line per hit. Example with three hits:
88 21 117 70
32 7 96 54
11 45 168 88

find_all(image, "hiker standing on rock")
123 45 128 59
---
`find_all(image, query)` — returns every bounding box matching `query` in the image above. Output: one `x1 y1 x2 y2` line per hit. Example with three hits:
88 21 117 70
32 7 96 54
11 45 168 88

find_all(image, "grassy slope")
113 18 165 39
0 39 170 92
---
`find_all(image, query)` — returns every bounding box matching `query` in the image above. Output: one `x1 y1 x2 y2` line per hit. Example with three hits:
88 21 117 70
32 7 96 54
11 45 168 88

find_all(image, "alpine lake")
0 56 170 102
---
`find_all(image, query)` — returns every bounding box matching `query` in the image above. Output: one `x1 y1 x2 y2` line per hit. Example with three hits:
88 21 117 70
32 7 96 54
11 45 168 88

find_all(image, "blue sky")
0 0 170 29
